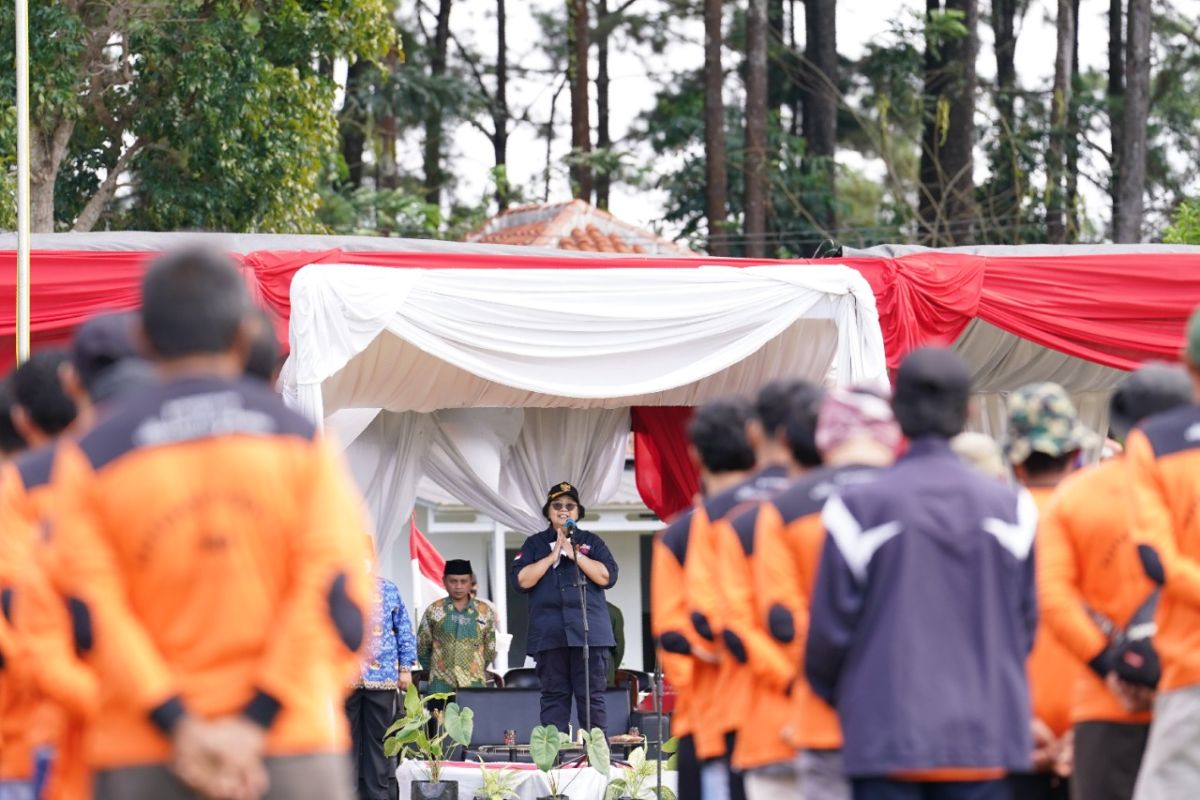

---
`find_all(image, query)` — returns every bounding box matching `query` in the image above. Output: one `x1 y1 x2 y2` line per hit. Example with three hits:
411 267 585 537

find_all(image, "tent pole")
14 0 31 363
490 519 508 673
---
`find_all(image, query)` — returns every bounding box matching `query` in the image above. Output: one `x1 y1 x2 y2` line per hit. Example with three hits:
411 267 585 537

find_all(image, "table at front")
396 759 678 799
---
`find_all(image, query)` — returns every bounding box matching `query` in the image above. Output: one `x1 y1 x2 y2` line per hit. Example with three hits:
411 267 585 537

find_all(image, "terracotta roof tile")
464 200 694 255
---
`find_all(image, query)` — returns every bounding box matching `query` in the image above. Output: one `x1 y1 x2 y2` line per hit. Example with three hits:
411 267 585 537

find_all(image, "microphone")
562 517 579 540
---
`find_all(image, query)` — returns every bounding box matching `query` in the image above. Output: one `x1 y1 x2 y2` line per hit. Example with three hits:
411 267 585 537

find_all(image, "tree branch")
72 140 144 232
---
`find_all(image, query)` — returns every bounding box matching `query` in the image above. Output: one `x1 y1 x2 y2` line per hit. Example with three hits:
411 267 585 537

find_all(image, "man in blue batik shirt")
347 571 418 800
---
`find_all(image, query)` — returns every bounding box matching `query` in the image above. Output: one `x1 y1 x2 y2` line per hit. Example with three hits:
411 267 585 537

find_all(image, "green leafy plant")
473 759 521 800
529 724 570 796
602 746 677 800
383 685 474 784
660 737 679 771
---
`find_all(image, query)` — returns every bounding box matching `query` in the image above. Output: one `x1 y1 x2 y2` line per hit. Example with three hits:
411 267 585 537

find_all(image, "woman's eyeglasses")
551 502 578 512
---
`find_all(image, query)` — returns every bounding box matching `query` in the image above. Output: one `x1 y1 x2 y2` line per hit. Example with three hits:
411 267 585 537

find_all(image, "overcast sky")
388 0 1180 242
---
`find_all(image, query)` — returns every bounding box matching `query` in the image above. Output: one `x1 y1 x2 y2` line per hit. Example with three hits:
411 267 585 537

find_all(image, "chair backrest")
502 667 541 689
454 688 545 746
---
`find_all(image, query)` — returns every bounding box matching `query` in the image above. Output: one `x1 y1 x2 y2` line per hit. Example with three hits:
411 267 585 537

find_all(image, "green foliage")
602 746 677 800
0 0 396 231
1164 200 1200 244
384 685 473 785
529 724 573 796
473 759 520 800
582 727 611 780
660 737 679 771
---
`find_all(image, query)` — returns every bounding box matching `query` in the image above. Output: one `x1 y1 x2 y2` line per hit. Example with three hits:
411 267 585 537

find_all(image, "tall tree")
424 0 454 205
0 1 394 232
704 0 729 255
1114 0 1149 241
567 0 593 199
495 0 510 209
991 0 1017 132
595 0 612 209
744 0 769 257
803 0 838 231
1046 0 1074 243
1108 0 1125 237
339 61 371 189
917 0 978 245
1064 0 1081 240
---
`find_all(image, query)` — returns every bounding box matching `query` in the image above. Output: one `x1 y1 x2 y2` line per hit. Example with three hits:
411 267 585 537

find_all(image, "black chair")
502 667 541 689
486 669 506 688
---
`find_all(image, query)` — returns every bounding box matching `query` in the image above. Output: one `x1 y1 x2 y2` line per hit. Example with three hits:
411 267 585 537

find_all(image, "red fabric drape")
631 407 698 522
4 244 1200 518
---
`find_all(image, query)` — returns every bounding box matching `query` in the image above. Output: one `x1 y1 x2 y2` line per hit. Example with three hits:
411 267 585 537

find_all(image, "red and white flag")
409 516 447 617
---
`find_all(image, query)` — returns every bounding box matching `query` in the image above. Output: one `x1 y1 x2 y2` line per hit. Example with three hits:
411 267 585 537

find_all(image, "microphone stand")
566 524 592 739
654 646 664 794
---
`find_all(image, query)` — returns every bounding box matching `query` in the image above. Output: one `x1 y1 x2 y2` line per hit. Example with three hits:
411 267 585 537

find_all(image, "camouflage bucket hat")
1005 382 1099 465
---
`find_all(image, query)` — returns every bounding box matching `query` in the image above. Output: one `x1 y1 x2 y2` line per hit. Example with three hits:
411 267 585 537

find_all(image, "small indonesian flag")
410 516 448 617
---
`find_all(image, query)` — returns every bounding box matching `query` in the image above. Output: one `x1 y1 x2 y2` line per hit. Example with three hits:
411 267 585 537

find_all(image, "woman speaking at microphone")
510 482 620 733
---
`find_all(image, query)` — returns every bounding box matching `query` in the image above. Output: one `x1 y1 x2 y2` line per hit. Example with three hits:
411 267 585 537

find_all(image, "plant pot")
412 780 458 800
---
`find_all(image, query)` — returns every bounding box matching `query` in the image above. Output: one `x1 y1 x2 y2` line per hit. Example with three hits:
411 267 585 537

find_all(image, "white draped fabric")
279 262 888 546
954 319 1126 450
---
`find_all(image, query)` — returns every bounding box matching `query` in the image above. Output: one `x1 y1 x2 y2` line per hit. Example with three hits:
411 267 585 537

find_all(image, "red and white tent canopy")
1 233 1197 528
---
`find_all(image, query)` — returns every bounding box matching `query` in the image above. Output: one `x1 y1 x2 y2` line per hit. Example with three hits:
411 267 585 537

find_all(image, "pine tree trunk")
744 0 769 257
918 0 978 246
595 0 612 210
1046 0 1074 244
567 0 593 200
990 0 1017 238
1114 0 1149 242
494 0 510 210
704 0 729 255
423 0 453 204
1065 0 1081 241
803 0 838 232
1108 0 1124 238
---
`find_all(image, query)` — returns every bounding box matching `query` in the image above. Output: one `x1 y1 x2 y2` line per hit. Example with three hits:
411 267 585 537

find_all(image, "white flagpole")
15 0 31 363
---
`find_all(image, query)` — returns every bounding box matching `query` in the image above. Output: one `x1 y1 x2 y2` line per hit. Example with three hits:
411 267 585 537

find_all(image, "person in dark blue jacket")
805 348 1038 800
511 482 619 733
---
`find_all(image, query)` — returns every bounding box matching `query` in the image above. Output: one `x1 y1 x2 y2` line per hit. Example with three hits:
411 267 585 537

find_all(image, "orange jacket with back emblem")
1127 407 1200 693
45 375 373 770
686 466 790 760
1037 458 1155 725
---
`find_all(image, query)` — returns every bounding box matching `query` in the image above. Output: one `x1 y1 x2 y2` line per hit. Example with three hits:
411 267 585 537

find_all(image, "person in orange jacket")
714 382 825 798
651 398 757 800
1005 382 1098 800
687 382 804 800
1126 309 1200 800
46 248 373 800
1038 365 1192 800
728 386 900 800
0 349 85 800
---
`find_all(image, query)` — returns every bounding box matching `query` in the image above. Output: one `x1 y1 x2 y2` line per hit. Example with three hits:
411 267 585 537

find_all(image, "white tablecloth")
397 759 677 799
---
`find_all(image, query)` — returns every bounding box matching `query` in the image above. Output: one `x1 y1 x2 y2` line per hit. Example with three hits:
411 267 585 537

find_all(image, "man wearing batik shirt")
418 559 497 694
348 573 417 800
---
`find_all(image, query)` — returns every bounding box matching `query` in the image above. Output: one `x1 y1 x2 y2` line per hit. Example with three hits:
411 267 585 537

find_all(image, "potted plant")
473 759 521 800
602 746 677 800
384 685 474 799
529 724 576 800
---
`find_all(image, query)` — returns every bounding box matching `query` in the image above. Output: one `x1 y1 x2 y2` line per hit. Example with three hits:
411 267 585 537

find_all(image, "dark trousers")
853 779 1009 800
725 730 747 800
345 688 397 800
1071 721 1150 800
1007 772 1069 800
675 734 702 800
534 647 608 733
